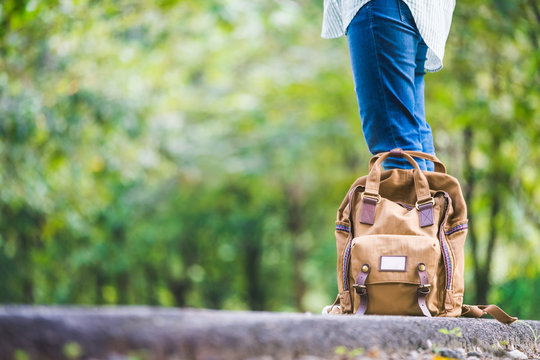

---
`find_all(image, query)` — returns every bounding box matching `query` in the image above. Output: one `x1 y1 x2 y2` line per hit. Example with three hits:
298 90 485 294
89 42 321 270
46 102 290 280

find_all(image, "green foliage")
516 320 539 351
63 342 82 359
438 327 462 337
334 346 364 358
13 349 30 360
0 0 538 317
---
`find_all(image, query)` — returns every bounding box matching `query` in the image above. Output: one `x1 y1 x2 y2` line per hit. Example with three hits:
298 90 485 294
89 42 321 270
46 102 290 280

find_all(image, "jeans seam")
397 0 403 22
399 1 420 34
368 4 399 153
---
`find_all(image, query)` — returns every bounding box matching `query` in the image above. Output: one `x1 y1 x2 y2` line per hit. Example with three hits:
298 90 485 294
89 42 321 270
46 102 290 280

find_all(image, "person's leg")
412 40 435 171
347 0 434 170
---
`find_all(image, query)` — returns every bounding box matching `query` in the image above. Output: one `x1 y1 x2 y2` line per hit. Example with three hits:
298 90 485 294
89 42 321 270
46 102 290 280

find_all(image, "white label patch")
379 256 407 272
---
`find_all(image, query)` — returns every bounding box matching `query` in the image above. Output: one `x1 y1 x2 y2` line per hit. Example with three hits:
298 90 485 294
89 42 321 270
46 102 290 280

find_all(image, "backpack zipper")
437 191 453 291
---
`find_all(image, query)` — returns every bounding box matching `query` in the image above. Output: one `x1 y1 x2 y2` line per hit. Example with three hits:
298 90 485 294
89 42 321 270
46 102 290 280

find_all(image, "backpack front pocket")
349 234 444 316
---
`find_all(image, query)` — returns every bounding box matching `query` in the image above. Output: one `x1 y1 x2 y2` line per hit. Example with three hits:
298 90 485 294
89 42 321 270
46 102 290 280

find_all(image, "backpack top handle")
368 149 447 174
361 149 435 227
365 149 432 205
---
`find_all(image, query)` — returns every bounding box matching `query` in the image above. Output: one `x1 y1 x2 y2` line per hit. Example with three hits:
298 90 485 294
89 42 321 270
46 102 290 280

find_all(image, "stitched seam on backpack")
342 185 362 291
336 224 350 232
440 235 452 290
343 241 352 291
439 192 453 290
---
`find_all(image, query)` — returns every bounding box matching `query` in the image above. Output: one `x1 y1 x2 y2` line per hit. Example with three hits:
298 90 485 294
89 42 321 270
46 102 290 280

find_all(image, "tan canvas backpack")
326 149 516 323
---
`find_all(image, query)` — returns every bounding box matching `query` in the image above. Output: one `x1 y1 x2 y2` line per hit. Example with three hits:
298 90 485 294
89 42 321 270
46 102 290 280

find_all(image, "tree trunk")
20 234 34 303
465 126 502 305
463 127 482 302
287 187 306 312
243 220 264 310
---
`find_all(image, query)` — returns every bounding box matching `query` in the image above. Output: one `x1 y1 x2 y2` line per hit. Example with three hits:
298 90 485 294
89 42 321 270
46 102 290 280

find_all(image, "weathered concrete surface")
0 307 538 360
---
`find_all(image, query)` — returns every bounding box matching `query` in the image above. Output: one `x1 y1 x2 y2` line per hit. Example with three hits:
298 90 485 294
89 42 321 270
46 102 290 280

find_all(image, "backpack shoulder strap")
462 304 517 324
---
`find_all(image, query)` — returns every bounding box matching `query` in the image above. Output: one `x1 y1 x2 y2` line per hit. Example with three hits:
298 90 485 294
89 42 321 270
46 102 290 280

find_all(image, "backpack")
325 149 516 323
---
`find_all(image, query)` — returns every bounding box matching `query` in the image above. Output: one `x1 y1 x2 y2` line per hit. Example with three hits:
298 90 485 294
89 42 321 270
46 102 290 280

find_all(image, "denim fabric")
347 0 435 171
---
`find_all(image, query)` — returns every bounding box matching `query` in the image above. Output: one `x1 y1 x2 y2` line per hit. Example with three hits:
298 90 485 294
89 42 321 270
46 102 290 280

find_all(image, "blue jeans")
347 0 435 171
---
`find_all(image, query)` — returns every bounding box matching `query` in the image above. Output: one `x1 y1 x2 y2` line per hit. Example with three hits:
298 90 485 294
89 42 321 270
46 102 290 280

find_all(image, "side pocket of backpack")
444 221 468 316
335 221 352 313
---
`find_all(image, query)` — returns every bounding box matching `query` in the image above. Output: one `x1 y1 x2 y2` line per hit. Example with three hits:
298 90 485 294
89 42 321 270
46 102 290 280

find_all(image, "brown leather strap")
418 201 434 227
417 263 432 317
461 304 517 324
354 264 370 316
359 195 378 225
369 149 447 173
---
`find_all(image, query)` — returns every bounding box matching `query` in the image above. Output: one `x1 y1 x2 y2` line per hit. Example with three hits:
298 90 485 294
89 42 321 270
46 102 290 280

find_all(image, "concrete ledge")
0 307 538 359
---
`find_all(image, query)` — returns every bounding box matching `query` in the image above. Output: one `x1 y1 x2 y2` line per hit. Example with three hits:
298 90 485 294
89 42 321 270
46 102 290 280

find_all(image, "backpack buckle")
352 284 367 296
361 192 381 203
415 197 435 210
417 284 431 295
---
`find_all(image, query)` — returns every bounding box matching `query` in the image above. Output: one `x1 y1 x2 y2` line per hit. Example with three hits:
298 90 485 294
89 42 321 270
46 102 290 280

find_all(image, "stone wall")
0 307 538 359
